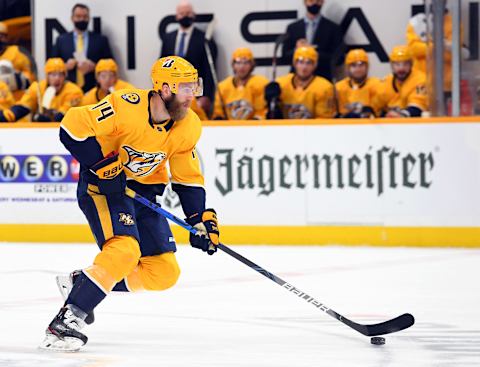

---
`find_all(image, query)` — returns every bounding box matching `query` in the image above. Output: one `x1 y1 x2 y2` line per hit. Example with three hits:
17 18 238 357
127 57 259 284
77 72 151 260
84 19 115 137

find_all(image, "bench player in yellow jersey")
213 47 268 120
267 46 335 119
0 58 83 122
39 56 220 352
373 45 428 118
335 48 380 118
81 59 134 106
0 21 34 100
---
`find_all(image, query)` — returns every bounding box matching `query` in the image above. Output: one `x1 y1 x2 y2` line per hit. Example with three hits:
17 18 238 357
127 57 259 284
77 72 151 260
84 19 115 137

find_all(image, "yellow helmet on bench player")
95 58 118 75
293 46 318 64
45 58 67 74
151 56 203 97
389 45 412 62
346 49 369 66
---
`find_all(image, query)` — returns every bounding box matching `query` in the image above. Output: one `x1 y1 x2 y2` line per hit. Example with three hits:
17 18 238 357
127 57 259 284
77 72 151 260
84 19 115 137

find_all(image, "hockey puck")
371 337 385 345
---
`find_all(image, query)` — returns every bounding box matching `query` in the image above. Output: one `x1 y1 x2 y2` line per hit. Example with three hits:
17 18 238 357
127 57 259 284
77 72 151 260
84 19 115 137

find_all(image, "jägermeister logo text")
215 146 434 196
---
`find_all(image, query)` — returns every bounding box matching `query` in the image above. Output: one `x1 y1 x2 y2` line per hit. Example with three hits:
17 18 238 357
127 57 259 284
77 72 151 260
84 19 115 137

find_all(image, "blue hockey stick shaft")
124 187 414 337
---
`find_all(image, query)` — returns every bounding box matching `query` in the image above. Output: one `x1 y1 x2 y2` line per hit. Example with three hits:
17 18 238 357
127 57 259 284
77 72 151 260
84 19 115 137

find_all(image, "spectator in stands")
0 79 14 110
81 59 134 106
335 49 380 118
372 45 428 118
213 47 268 120
160 0 217 116
282 0 345 81
265 46 335 119
0 21 34 100
0 58 83 122
52 3 113 92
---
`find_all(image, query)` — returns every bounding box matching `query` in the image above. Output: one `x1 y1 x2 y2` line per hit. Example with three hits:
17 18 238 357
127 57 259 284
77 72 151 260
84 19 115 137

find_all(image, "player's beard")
296 73 314 83
351 75 367 85
164 94 189 121
395 71 410 82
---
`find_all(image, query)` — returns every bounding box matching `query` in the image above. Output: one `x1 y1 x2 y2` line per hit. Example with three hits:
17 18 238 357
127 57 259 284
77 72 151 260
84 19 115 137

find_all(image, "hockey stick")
204 19 228 119
271 33 288 81
267 33 289 119
125 187 414 337
331 77 340 117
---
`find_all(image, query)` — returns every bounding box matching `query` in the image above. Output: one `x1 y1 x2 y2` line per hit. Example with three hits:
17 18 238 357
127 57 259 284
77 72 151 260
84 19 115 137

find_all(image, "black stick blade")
349 313 415 337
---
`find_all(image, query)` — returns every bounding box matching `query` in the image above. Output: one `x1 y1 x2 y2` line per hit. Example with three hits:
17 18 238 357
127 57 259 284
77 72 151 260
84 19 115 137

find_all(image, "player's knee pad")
135 252 181 291
88 236 141 292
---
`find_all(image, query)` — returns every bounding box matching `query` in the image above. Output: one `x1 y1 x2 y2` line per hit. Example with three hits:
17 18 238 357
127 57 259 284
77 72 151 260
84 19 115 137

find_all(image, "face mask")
74 20 89 31
178 16 194 28
307 4 321 15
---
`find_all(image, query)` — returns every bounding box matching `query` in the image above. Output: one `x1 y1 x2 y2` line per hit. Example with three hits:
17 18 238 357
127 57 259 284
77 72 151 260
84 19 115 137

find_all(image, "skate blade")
38 333 85 352
55 275 72 301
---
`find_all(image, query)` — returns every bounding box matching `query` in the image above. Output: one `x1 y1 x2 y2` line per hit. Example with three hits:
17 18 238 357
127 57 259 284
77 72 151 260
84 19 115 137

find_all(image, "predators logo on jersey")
226 99 254 120
118 213 135 225
283 104 313 119
122 145 167 177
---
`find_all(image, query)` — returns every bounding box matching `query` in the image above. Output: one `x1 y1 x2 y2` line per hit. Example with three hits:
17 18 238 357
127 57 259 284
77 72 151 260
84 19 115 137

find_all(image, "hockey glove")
33 113 52 122
264 81 281 103
90 152 126 196
186 209 219 255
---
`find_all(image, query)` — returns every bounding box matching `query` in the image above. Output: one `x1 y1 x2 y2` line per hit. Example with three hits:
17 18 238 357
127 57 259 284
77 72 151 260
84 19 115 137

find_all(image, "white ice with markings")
0 243 479 367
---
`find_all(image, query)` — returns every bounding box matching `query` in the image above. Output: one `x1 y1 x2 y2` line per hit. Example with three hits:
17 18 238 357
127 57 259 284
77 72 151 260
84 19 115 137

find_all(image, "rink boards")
0 117 479 247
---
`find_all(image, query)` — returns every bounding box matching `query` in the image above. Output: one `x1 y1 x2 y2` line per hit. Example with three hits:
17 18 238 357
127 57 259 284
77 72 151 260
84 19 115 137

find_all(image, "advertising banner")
1 122 479 229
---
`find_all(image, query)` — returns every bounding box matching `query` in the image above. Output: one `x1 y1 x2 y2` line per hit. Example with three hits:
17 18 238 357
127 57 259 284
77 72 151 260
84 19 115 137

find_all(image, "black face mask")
178 16 194 28
307 4 321 15
74 20 89 31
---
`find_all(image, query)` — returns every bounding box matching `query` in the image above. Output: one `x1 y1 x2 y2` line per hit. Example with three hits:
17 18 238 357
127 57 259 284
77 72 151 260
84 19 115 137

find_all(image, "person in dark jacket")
160 0 217 116
282 0 345 81
52 3 113 92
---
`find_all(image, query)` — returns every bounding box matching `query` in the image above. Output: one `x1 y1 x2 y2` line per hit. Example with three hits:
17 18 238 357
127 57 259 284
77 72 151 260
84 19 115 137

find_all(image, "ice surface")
0 243 479 367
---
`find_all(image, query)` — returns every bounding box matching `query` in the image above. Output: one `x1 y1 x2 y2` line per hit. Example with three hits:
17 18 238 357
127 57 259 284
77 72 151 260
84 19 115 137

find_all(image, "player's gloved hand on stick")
186 209 219 255
90 152 126 196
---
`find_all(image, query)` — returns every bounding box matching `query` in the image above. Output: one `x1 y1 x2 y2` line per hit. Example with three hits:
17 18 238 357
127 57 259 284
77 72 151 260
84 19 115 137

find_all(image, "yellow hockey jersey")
213 74 269 120
0 80 14 110
81 79 135 106
0 45 35 100
19 80 83 115
373 69 427 116
60 89 204 186
335 77 381 115
406 13 457 91
276 73 335 119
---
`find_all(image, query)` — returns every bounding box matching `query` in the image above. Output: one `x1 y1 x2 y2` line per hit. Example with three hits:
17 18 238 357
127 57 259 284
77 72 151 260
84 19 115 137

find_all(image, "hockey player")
0 58 83 122
406 3 468 92
212 47 268 120
372 46 428 118
39 56 220 352
266 46 335 119
81 59 134 106
335 48 380 118
0 21 34 100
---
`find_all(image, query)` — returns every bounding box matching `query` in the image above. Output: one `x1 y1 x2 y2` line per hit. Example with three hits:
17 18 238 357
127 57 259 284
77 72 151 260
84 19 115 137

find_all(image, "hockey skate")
39 304 88 352
56 270 95 325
